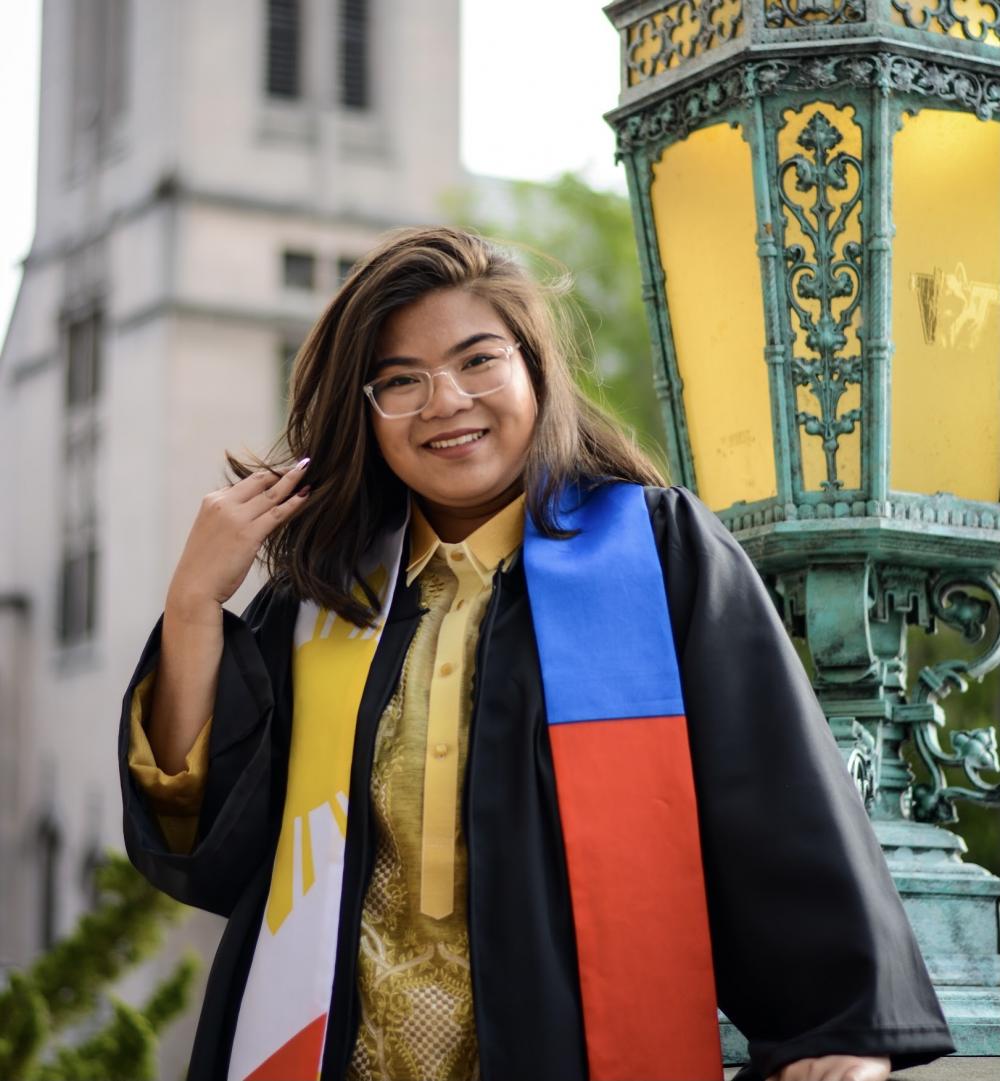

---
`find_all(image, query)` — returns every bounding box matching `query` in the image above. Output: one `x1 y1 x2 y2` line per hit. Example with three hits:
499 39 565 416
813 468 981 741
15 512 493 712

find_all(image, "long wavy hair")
228 226 666 626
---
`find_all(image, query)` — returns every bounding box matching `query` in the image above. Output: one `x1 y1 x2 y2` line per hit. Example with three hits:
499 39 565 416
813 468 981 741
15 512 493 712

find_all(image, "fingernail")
297 485 311 498
295 457 311 470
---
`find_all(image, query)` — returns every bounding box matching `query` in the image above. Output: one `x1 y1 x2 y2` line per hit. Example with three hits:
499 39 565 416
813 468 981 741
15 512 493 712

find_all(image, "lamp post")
604 0 1000 1057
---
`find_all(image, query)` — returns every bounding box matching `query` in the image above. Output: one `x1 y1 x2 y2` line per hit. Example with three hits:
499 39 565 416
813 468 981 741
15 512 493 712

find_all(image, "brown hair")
228 226 666 626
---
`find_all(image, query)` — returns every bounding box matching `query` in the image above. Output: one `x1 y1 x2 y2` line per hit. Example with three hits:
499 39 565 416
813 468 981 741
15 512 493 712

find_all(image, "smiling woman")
222 227 661 626
368 292 538 539
119 227 953 1081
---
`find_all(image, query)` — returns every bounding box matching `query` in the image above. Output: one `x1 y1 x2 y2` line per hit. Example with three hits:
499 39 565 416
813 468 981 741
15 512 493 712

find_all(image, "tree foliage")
0 852 198 1081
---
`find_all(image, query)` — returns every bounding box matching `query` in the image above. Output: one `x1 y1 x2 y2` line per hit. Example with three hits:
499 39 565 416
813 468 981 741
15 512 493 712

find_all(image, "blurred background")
0 3 667 1075
0 2 995 1077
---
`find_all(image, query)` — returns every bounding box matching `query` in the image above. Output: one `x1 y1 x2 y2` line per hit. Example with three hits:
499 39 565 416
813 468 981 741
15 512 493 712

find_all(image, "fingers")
230 457 311 504
198 458 312 548
769 1057 891 1081
244 492 310 546
243 460 313 541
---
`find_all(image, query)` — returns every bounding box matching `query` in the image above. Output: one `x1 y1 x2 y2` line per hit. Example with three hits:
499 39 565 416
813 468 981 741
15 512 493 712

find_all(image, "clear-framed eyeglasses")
363 342 521 419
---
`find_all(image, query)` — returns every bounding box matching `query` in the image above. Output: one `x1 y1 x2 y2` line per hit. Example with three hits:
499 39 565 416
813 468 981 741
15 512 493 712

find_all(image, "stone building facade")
0 0 461 1071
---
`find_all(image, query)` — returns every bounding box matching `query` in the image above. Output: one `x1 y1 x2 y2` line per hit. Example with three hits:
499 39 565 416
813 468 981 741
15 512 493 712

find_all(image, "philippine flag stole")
524 483 722 1081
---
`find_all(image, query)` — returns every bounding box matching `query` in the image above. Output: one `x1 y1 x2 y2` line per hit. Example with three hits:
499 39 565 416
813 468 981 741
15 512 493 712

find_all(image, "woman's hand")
146 460 312 774
768 1056 891 1081
167 460 312 616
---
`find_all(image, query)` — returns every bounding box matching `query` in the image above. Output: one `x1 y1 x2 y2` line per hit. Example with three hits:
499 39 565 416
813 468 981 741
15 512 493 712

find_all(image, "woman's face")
369 288 537 516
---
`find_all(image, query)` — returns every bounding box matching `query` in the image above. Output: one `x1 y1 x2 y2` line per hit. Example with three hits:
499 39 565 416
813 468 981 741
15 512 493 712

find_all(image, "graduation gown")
118 485 954 1081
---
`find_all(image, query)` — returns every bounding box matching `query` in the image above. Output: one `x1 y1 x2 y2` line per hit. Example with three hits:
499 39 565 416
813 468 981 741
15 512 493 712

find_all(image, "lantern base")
718 818 1000 1063
879 819 1000 1056
718 1016 748 1068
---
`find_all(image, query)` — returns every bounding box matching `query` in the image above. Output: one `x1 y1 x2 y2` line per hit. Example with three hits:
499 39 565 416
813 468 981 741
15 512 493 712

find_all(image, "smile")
426 430 487 449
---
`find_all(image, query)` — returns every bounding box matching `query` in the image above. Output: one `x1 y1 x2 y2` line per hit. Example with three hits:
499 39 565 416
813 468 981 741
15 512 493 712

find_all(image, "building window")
340 0 369 110
283 250 316 290
57 542 99 646
80 844 105 909
79 794 106 909
71 0 130 157
337 256 360 284
267 0 301 99
280 340 300 407
60 308 102 648
37 812 62 949
65 311 102 408
103 0 131 128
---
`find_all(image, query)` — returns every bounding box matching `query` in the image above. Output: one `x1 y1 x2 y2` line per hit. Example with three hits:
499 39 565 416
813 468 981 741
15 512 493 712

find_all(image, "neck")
417 480 523 542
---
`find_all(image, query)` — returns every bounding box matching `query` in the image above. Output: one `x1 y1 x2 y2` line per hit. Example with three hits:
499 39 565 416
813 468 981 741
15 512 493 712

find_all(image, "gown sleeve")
118 584 291 918
649 486 955 1080
127 683 212 854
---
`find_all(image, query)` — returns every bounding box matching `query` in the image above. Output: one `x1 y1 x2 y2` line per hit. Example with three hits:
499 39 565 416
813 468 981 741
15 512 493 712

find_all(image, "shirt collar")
406 494 526 587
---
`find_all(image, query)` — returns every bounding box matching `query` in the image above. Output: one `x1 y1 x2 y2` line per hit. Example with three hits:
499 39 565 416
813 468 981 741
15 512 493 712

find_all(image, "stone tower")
0 0 461 1071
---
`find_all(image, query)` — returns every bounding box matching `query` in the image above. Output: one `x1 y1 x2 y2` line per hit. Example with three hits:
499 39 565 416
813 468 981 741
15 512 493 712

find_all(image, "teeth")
428 430 486 449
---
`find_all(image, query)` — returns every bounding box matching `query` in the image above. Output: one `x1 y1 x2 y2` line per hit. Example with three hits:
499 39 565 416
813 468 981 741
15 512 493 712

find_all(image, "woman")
120 227 953 1081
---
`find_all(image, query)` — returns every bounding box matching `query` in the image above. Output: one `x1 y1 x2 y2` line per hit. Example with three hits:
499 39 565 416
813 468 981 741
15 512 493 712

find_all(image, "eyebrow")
369 332 507 377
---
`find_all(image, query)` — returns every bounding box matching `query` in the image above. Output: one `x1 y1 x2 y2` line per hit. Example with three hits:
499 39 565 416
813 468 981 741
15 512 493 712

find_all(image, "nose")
419 370 474 420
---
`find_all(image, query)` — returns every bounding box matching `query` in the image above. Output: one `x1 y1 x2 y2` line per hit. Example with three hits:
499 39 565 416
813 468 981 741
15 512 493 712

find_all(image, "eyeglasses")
363 342 520 419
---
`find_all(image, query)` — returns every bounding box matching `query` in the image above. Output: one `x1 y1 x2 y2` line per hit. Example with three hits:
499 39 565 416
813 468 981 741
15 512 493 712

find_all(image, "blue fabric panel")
523 483 685 725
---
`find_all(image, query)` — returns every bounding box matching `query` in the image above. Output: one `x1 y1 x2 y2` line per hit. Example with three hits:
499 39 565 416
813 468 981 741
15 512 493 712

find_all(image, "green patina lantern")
604 0 1000 1056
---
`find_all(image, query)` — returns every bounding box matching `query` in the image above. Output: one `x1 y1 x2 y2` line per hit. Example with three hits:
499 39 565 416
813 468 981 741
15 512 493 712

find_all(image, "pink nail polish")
296 457 311 470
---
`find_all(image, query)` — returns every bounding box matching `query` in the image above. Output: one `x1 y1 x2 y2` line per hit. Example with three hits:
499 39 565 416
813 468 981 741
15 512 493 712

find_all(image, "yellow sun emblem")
265 567 388 934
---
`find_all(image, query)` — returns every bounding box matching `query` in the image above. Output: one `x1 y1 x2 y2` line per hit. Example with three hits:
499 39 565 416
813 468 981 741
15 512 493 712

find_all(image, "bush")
0 852 199 1081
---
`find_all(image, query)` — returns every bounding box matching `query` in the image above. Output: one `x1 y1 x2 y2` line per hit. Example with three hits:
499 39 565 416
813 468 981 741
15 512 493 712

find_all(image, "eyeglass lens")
370 347 513 416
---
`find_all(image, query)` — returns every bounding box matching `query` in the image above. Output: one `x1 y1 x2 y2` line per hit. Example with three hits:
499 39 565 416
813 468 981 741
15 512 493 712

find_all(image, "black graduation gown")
118 486 955 1081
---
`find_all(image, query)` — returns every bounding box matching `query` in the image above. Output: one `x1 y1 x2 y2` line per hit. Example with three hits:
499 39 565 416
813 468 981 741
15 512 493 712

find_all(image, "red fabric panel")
549 715 722 1081
244 1013 326 1081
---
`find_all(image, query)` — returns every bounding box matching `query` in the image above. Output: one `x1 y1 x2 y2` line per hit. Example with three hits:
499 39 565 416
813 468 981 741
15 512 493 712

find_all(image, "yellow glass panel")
890 0 1000 47
891 110 1000 502
650 122 773 510
777 103 864 492
626 0 744 86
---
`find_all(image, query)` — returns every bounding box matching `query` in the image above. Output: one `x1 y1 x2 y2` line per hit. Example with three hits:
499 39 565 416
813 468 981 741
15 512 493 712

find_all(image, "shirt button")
439 662 454 677
451 551 465 562
433 743 449 758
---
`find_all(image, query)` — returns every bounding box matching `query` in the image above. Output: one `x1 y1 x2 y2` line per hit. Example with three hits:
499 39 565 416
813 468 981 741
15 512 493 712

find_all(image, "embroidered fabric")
346 556 485 1081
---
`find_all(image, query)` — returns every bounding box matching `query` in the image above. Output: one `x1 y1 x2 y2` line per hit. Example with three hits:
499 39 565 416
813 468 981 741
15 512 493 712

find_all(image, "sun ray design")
266 566 388 934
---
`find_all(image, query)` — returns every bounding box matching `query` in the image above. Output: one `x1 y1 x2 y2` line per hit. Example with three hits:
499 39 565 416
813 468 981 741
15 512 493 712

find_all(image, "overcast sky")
0 1 625 340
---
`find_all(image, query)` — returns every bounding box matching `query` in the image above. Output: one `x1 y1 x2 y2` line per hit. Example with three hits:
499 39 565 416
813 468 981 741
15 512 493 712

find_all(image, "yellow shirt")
128 496 526 1081
348 496 524 1081
127 671 213 853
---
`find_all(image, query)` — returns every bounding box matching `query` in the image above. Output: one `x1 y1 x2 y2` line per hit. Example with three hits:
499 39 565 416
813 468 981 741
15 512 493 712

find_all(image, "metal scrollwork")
765 0 866 28
778 111 864 491
891 0 1000 46
881 53 1000 120
625 0 744 86
849 738 877 808
614 53 1000 157
831 716 878 808
910 572 1000 822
